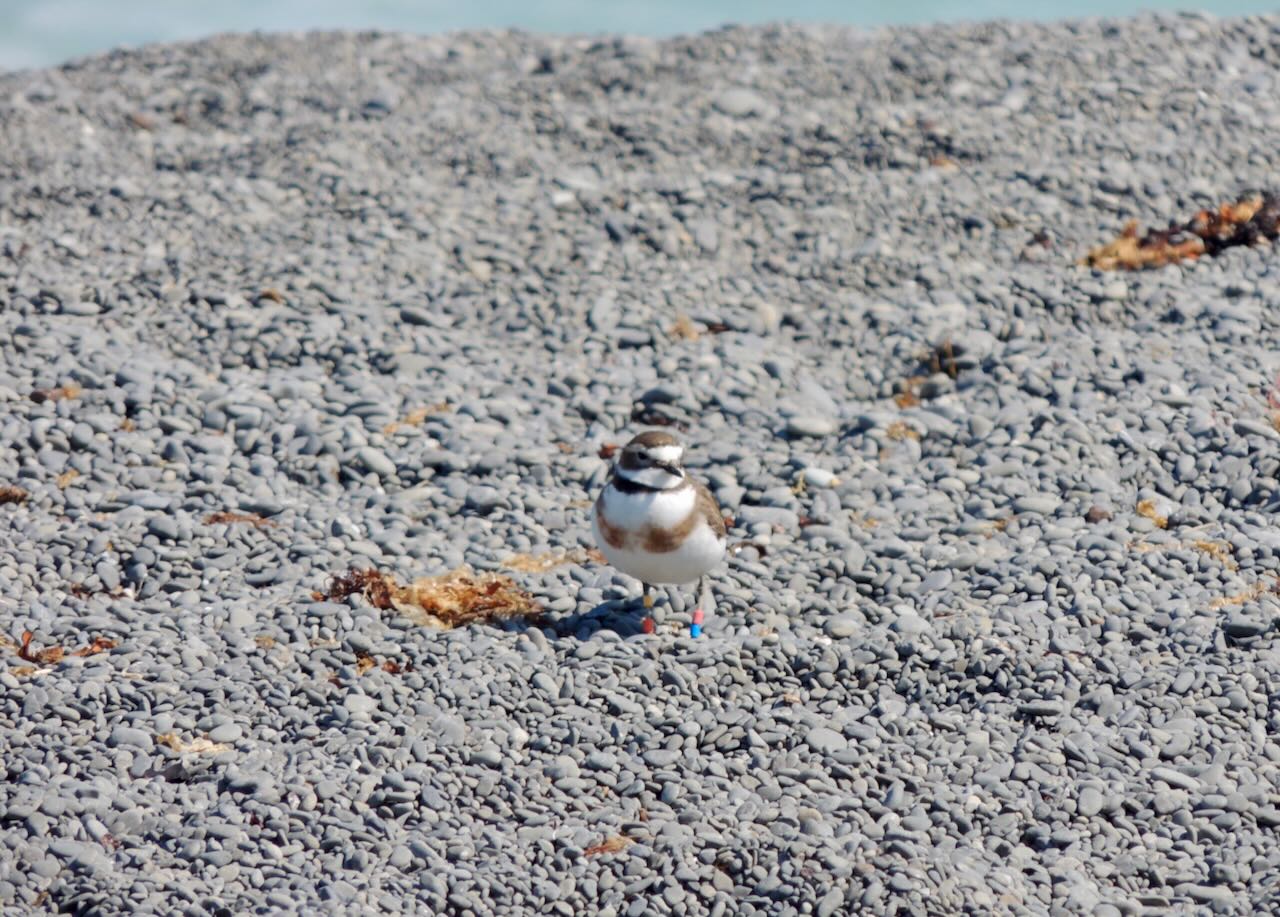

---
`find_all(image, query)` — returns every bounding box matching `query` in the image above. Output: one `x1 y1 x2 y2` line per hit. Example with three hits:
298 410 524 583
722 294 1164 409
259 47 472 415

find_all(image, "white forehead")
646 444 683 464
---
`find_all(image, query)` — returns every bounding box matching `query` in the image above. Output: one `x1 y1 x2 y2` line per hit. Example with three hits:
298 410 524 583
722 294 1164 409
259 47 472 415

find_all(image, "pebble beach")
4 12 1280 914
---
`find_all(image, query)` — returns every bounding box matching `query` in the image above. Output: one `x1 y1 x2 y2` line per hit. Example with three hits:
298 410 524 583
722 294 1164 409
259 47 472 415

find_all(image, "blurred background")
1 0 1274 71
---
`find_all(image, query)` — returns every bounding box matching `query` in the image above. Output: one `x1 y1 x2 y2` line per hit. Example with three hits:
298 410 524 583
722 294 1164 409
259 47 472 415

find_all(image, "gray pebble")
356 446 397 479
109 725 152 749
824 614 860 639
786 415 837 438
61 300 102 316
147 516 179 540
1012 494 1061 515
805 727 848 755
344 694 379 717
714 87 769 117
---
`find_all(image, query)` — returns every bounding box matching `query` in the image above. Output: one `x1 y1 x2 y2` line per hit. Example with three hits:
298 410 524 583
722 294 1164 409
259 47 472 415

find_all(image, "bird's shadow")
537 591 752 642
551 598 653 640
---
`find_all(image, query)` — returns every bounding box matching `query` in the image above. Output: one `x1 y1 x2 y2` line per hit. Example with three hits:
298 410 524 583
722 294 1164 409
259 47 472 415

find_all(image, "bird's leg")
690 577 707 638
641 582 655 634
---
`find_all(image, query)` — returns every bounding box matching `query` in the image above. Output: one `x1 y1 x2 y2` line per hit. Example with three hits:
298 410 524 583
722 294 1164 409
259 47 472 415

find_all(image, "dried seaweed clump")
584 835 633 857
1192 540 1238 570
398 569 542 629
1 631 117 666
885 421 921 441
0 485 29 505
325 569 398 610
155 733 231 755
1135 499 1169 529
204 511 276 528
30 383 82 404
503 548 605 573
324 567 541 629
1083 194 1280 270
1209 579 1279 610
383 402 450 434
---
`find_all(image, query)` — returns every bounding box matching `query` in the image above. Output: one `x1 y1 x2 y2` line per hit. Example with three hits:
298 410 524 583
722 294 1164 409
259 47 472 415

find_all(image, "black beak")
654 460 682 476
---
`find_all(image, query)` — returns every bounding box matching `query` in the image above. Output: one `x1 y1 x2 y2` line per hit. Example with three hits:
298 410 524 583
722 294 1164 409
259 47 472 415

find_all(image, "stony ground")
4 12 1280 915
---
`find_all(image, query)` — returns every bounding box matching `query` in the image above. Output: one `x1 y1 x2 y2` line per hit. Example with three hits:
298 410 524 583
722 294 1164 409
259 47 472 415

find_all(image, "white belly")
592 510 726 585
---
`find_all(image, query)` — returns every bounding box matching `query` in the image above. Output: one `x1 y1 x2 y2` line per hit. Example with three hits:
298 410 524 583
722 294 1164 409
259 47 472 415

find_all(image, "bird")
591 430 727 637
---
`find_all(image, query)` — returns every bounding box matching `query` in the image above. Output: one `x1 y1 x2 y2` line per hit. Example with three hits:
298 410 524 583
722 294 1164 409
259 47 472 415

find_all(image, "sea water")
1 0 1275 71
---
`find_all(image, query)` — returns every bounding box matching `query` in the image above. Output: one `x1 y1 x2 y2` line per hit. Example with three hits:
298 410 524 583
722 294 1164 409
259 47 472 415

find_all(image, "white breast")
599 483 695 531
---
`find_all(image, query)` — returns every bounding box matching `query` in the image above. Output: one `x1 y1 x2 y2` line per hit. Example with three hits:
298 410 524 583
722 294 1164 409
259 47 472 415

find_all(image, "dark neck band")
612 473 679 494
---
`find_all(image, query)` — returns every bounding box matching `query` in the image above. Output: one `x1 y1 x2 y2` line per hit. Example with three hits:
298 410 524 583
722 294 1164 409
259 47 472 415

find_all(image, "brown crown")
626 430 680 449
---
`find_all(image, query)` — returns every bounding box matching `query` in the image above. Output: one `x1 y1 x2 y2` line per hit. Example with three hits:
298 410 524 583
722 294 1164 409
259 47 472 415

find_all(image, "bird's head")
614 430 686 490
